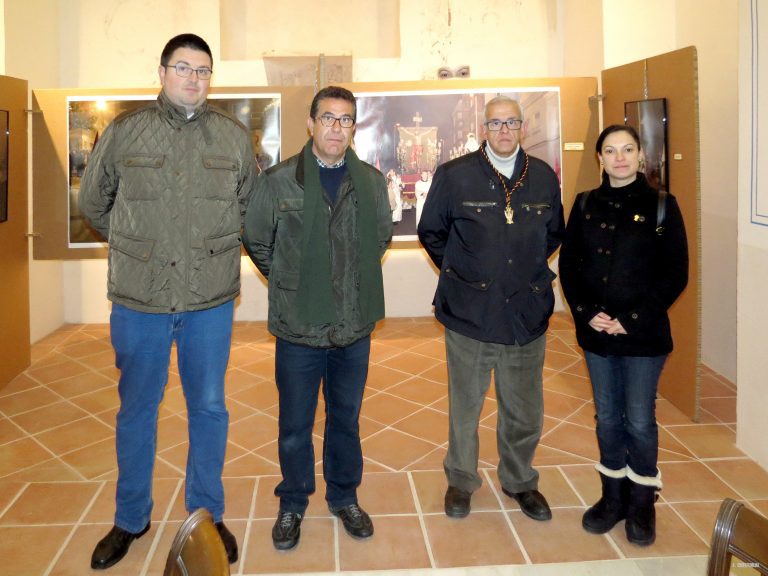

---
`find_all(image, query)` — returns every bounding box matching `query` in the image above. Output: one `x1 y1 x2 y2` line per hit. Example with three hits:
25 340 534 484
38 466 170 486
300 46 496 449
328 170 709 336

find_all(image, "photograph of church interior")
1 1 767 575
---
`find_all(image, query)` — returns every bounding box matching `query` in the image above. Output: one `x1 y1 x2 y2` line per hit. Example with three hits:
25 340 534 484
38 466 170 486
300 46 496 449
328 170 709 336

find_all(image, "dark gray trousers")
444 328 546 493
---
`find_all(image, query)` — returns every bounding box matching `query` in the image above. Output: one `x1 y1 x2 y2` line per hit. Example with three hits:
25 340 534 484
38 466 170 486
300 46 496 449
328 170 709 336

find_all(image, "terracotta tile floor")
0 312 763 576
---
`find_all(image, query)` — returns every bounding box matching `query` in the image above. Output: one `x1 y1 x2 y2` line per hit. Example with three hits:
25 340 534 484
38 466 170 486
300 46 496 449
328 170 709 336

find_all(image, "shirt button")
605 250 611 255
170 307 176 312
476 208 482 213
576 305 583 312
600 222 607 229
585 214 591 220
597 248 603 254
609 224 616 230
602 276 608 283
480 282 487 288
171 261 176 267
615 203 622 208
508 259 513 264
631 313 639 319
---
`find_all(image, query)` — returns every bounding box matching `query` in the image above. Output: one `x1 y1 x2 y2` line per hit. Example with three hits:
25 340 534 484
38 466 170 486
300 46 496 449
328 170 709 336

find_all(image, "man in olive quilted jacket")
79 33 255 570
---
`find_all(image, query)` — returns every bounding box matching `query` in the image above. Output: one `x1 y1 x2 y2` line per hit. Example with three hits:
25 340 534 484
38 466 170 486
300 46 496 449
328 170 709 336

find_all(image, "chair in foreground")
707 498 768 576
164 508 230 576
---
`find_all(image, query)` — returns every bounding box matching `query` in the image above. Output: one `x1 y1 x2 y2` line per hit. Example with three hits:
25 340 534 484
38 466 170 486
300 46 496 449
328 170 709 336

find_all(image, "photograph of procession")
353 87 562 240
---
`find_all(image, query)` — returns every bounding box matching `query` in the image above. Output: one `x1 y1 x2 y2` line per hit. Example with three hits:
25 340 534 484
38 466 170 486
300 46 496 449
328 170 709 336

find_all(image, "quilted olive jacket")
79 92 257 313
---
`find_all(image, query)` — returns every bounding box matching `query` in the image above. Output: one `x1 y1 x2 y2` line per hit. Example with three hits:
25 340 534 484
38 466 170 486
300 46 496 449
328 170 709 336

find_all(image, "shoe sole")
273 537 299 551
627 534 655 546
90 523 150 570
445 506 470 519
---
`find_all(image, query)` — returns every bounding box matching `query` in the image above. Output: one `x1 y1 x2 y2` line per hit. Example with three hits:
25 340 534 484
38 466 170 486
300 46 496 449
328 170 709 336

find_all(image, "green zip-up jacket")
79 92 257 314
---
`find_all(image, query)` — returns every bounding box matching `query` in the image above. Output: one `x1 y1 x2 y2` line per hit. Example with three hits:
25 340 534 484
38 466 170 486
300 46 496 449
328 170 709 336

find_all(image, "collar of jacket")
156 90 209 129
295 150 306 188
596 171 649 199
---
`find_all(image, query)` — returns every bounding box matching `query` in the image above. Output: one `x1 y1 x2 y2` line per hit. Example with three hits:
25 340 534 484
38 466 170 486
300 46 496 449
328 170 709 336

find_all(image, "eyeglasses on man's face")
485 118 523 131
316 113 355 128
166 63 213 80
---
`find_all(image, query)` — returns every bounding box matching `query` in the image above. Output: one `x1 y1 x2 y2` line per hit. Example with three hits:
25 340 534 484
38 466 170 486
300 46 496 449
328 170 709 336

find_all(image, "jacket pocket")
203 230 242 257
278 198 304 212
271 267 300 291
110 231 155 261
120 154 165 200
270 268 306 334
443 266 492 291
519 267 557 333
521 202 552 214
199 231 242 302
108 231 158 305
199 155 238 199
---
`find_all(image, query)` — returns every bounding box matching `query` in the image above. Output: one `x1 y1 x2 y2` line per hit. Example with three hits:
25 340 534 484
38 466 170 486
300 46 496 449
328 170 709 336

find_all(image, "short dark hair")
309 86 357 121
160 34 213 67
595 124 641 153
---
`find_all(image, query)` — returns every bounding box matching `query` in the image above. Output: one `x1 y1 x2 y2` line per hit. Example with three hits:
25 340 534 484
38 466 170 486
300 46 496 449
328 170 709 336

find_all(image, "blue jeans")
110 301 233 533
274 336 370 514
584 351 667 478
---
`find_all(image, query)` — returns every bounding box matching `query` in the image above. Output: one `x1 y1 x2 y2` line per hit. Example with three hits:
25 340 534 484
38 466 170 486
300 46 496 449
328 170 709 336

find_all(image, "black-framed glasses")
485 118 523 131
165 63 213 80
316 114 355 128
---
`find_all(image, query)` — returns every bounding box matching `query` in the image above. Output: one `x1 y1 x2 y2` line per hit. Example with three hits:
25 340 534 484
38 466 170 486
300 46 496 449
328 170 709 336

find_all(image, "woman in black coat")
559 125 688 546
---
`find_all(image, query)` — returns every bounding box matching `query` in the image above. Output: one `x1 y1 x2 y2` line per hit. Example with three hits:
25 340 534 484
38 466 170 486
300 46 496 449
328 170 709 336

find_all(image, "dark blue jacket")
418 146 564 345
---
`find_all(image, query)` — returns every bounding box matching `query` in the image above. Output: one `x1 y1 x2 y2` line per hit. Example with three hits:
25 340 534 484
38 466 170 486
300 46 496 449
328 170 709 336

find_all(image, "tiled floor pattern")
0 313 764 576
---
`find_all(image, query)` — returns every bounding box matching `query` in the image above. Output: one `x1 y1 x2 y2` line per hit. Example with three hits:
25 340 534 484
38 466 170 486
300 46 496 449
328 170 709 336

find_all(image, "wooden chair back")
707 498 768 576
163 509 230 576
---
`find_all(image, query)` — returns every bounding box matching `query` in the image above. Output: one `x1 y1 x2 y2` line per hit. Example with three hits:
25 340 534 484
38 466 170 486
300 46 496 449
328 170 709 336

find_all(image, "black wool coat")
559 173 689 357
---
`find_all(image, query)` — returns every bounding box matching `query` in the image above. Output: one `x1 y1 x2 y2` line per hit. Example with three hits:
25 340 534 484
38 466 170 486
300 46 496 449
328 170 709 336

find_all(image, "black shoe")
90 522 150 570
502 488 552 521
272 510 303 551
444 486 471 518
214 521 238 564
330 503 374 539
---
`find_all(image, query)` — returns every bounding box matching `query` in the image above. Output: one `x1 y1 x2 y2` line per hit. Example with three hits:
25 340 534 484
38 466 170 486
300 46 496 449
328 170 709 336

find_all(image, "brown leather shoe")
502 488 552 521
444 486 471 518
90 522 150 570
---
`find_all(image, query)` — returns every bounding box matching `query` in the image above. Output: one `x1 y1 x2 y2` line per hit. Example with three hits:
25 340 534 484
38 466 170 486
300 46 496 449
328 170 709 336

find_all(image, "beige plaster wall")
7 0 584 329
737 0 768 470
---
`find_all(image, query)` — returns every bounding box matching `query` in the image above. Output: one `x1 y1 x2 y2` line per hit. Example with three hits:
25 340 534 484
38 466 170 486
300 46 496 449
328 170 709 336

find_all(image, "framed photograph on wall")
66 93 281 247
624 98 668 193
0 110 8 223
354 88 562 242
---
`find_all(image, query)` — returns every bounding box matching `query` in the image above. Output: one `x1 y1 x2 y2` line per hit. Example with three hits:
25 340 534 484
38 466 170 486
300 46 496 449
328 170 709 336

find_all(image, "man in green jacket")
243 86 392 551
79 33 255 570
